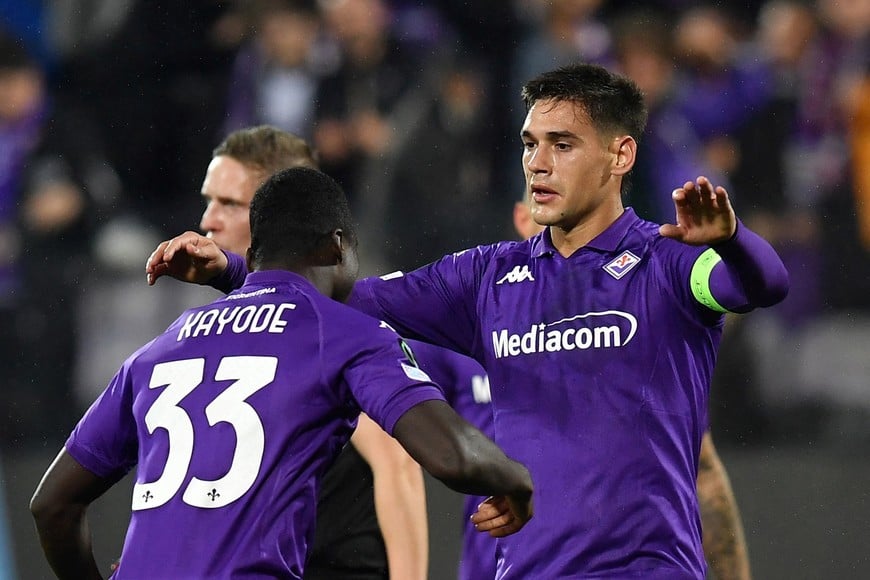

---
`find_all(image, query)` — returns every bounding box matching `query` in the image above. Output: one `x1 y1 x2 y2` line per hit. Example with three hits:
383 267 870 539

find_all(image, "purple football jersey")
407 340 496 580
349 210 735 579
65 271 445 579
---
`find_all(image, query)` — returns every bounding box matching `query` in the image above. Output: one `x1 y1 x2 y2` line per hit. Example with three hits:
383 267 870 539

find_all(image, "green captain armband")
690 248 730 313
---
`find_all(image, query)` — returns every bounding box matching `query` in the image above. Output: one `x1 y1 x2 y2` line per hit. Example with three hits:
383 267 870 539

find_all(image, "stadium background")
1 1 867 578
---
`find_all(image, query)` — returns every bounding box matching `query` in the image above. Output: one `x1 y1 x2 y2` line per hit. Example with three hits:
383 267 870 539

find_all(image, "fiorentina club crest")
603 251 640 279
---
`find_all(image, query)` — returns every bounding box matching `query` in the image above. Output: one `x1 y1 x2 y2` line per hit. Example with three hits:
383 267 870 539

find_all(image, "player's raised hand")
659 176 736 245
470 493 533 538
145 231 228 286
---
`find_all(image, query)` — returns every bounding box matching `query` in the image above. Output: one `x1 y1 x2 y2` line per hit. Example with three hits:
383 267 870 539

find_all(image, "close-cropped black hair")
249 167 356 267
521 63 648 143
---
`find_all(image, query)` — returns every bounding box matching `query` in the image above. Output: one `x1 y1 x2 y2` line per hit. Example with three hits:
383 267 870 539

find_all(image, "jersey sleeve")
655 220 789 320
65 355 140 480
210 250 248 294
334 315 447 435
702 220 790 313
347 247 490 356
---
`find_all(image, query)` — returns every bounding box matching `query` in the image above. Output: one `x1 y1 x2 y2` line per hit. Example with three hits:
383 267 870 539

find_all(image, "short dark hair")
521 63 648 143
249 167 355 266
213 125 319 179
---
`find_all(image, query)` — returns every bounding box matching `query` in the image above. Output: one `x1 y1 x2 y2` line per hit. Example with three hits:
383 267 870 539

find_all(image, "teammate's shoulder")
319 295 400 335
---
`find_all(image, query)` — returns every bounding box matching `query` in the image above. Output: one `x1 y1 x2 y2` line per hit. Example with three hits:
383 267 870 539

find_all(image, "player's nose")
200 203 221 233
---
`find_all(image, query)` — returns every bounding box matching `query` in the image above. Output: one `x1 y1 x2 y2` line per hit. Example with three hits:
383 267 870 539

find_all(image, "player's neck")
253 261 338 298
549 201 624 258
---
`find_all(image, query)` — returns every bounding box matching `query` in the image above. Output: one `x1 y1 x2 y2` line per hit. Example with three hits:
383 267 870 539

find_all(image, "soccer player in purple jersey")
146 63 788 578
199 126 429 580
414 196 754 580
30 167 533 580
352 64 787 579
513 195 753 579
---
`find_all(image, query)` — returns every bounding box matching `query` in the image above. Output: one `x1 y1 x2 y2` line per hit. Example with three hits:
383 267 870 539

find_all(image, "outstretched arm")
353 415 428 580
698 432 752 580
661 176 789 311
392 400 533 537
30 449 118 580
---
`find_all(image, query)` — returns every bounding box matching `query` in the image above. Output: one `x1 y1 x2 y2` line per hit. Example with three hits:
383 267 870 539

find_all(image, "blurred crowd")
0 0 868 452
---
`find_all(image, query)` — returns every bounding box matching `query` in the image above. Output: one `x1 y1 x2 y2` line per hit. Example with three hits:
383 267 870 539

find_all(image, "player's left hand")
659 176 736 245
470 494 532 537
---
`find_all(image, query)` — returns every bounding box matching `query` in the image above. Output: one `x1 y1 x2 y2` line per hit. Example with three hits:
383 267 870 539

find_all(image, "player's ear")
611 135 637 177
245 247 253 271
330 229 346 264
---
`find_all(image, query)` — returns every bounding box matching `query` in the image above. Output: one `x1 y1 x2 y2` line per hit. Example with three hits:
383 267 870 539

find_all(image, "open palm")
659 176 736 245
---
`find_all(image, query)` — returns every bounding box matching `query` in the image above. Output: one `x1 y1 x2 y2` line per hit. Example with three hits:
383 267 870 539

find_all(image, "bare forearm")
352 415 428 579
445 427 532 499
698 444 751 580
373 465 428 580
393 401 534 537
31 449 119 580
393 402 532 499
33 507 103 580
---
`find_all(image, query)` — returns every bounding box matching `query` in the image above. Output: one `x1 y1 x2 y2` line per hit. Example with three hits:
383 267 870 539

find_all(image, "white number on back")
132 356 277 511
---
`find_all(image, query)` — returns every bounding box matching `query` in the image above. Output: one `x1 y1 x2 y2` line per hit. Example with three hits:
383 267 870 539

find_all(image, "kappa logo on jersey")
603 251 640 279
496 265 535 285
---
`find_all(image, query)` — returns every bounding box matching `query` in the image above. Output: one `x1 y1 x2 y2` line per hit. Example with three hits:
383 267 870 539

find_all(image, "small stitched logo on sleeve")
603 251 640 279
402 363 432 382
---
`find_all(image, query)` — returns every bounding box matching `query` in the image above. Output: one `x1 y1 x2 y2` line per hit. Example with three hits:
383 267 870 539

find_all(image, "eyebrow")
521 130 580 141
201 191 244 205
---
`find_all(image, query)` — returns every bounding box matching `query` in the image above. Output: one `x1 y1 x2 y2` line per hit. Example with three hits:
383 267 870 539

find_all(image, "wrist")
712 219 741 248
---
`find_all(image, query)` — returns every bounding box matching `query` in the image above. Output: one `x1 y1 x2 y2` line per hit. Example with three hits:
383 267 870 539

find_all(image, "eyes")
522 141 573 152
203 197 249 212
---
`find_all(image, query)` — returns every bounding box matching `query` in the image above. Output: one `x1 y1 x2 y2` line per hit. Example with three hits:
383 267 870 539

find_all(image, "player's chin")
530 210 558 229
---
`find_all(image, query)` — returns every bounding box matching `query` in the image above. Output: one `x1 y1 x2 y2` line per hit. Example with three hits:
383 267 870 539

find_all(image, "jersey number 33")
131 356 277 511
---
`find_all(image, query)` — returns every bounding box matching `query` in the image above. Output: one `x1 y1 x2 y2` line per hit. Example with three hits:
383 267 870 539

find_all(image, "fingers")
470 495 530 537
695 176 730 208
469 496 500 525
145 231 204 285
672 176 728 213
145 240 172 285
161 231 203 261
486 519 524 537
146 263 170 286
146 240 171 274
658 223 686 240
